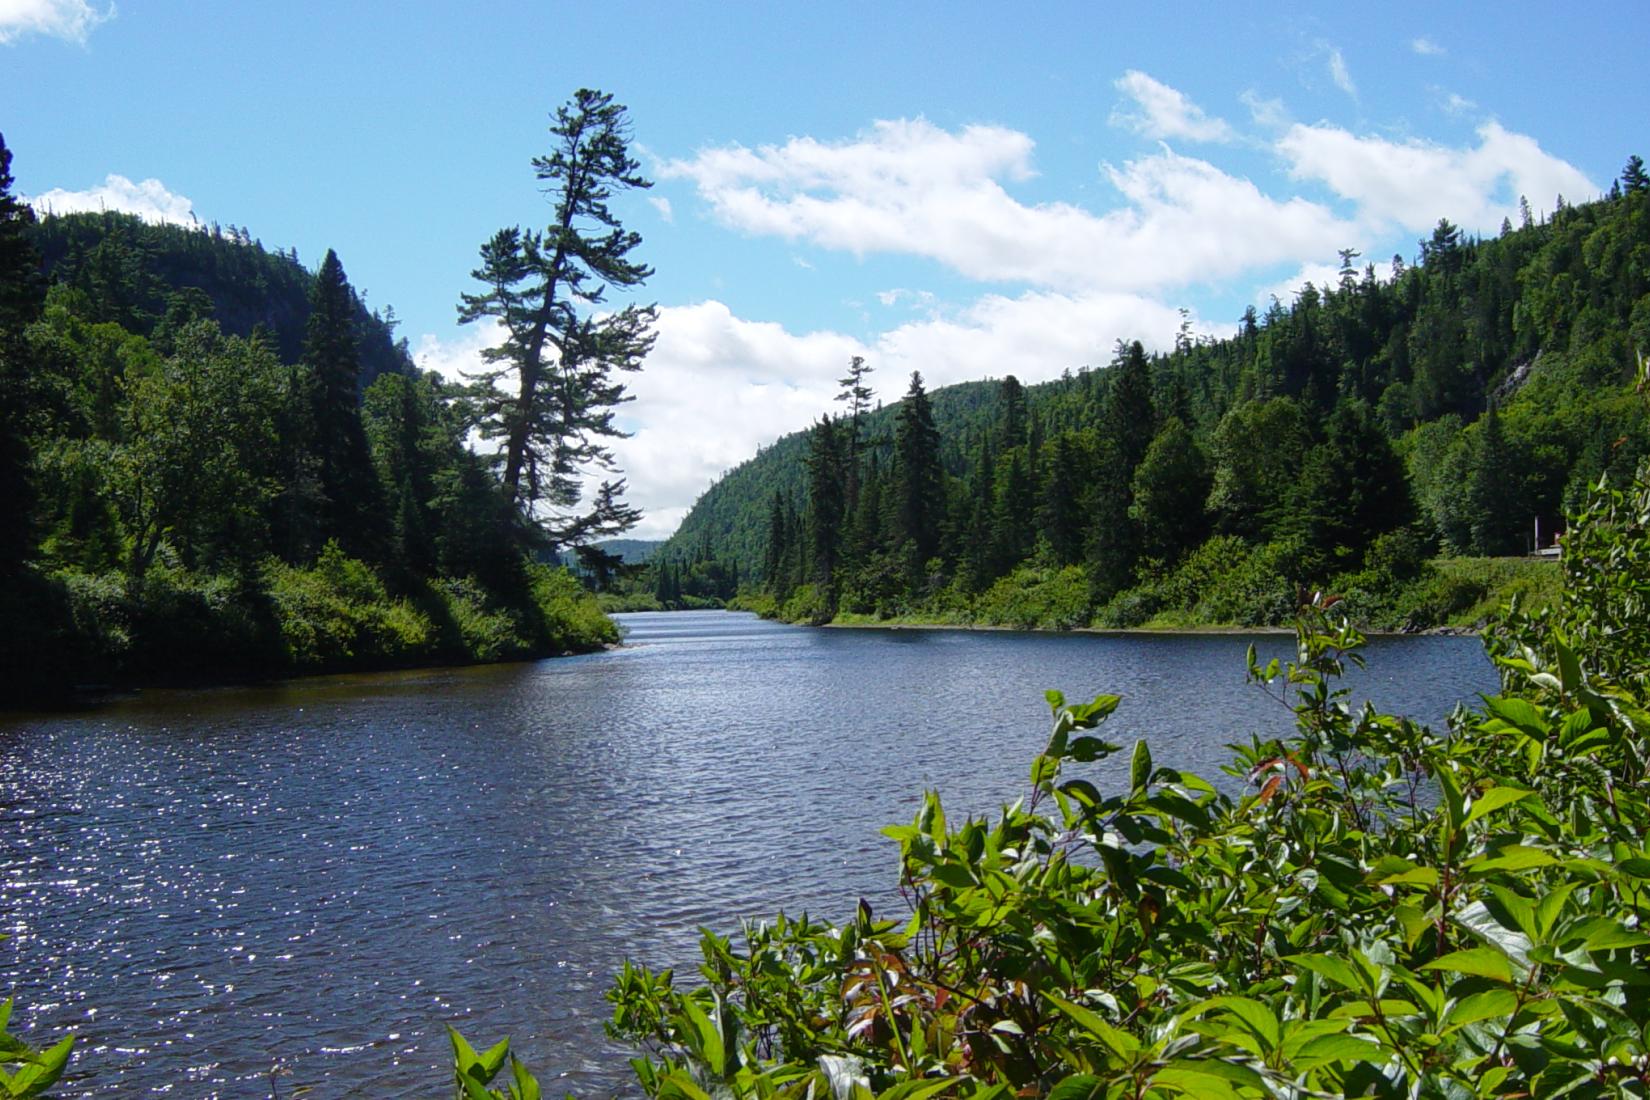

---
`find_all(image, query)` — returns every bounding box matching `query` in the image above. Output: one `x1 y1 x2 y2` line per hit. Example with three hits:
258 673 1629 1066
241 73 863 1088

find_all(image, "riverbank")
732 554 1561 635
0 551 617 707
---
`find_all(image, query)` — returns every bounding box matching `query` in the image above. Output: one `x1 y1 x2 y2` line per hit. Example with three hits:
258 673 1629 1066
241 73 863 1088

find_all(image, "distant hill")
27 211 413 385
576 538 663 564
658 378 1012 573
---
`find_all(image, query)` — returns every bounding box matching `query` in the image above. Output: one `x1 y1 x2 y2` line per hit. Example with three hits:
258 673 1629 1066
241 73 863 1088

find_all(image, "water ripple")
0 612 1494 1095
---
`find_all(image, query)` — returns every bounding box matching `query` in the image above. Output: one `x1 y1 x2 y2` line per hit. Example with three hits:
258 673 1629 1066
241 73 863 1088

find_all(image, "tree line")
689 157 1650 629
0 90 654 698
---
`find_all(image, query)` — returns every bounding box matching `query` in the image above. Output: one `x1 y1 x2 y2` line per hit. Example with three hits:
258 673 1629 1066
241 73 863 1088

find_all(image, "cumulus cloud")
413 289 1209 539
1411 36 1445 57
28 173 196 226
647 195 674 223
0 0 113 45
1110 70 1234 143
660 117 1355 293
1277 120 1596 235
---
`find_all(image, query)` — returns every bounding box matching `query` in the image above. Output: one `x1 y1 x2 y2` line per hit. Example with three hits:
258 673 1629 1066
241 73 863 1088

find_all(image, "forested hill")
662 378 1007 569
661 159 1650 628
27 211 414 386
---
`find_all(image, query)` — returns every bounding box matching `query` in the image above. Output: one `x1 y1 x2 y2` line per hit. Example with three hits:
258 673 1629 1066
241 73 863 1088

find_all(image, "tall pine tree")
892 371 944 567
459 89 656 548
304 248 384 559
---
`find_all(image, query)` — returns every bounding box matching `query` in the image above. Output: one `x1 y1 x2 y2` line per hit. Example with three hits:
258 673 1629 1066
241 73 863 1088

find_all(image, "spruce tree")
804 415 846 594
304 248 383 558
892 371 944 566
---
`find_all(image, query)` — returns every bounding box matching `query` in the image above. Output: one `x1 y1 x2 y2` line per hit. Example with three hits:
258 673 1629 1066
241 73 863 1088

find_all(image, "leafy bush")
266 542 436 669
973 565 1089 630
528 564 619 651
433 576 534 664
779 583 832 625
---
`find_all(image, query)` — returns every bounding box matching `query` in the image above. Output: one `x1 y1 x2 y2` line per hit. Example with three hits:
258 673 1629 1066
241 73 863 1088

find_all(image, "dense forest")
654 157 1650 631
0 117 643 701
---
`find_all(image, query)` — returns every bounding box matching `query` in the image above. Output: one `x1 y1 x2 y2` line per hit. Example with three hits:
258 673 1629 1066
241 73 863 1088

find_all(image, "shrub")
974 564 1089 629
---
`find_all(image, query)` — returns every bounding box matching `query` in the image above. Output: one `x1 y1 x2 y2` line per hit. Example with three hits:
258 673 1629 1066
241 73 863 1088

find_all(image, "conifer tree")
0 133 45 575
804 415 846 593
1036 433 1086 567
1468 400 1523 555
998 374 1027 450
1129 417 1210 563
459 89 656 549
304 248 383 558
892 371 944 565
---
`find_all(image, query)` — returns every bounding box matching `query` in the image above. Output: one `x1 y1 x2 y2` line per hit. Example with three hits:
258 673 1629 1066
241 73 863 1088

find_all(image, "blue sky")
4 1 1645 537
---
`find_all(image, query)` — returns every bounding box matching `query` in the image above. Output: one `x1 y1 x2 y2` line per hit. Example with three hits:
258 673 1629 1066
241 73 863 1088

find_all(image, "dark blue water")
0 612 1495 1096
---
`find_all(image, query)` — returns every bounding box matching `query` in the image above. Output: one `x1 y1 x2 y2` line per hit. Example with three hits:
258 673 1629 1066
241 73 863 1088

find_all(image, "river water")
0 611 1496 1096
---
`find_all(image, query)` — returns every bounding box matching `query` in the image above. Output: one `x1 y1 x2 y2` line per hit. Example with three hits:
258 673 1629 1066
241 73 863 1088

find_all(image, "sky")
3 1 1646 538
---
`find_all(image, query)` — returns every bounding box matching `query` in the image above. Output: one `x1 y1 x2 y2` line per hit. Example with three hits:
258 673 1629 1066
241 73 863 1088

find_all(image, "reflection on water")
0 612 1494 1095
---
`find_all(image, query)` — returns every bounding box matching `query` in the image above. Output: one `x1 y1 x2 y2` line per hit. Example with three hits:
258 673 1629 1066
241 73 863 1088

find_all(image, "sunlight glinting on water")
0 612 1494 1095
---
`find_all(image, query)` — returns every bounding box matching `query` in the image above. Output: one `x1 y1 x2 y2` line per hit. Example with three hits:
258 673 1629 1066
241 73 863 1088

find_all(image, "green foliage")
0 132 630 697
592 455 1650 1099
459 88 654 543
0 998 74 1098
972 564 1090 630
448 1028 543 1100
675 180 1649 631
267 541 433 668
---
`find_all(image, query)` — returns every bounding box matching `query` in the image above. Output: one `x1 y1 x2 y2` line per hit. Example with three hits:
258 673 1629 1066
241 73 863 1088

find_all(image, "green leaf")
1130 740 1152 792
1366 856 1440 889
1197 996 1279 1051
1044 992 1140 1060
1444 989 1519 1032
508 1056 543 1100
1463 786 1534 828
1464 845 1559 876
1553 632 1582 694
1044 1074 1108 1100
1422 947 1517 984
877 1077 957 1100
1291 1033 1385 1067
1045 689 1066 712
1287 953 1365 992
1149 1064 1245 1099
1031 754 1059 788
1483 695 1550 740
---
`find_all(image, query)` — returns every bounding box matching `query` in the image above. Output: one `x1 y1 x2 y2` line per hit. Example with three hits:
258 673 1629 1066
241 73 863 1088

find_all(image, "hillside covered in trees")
0 133 618 702
659 158 1650 631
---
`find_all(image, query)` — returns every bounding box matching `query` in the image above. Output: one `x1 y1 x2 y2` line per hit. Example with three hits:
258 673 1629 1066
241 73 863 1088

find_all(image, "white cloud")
870 289 1196 391
413 289 1214 540
1240 90 1290 129
1326 46 1358 99
1439 91 1476 117
0 0 113 45
647 195 673 223
1277 120 1596 235
1411 36 1445 57
27 173 195 226
1110 70 1234 143
1255 261 1342 308
660 118 1355 294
